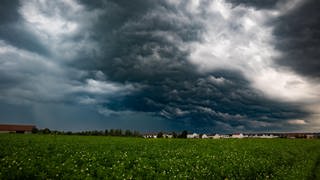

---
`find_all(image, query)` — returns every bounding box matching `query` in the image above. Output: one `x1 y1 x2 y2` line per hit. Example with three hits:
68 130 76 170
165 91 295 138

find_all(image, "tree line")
31 128 142 137
31 128 190 138
156 130 188 138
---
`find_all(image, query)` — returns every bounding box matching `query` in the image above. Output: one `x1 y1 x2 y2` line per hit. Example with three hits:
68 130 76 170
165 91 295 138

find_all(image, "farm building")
232 133 247 138
220 134 231 138
259 134 278 138
143 133 157 138
163 134 173 138
187 133 199 138
207 134 221 139
201 134 208 139
0 124 35 134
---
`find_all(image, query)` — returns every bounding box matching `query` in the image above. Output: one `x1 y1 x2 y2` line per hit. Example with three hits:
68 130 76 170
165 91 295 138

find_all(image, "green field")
0 134 320 179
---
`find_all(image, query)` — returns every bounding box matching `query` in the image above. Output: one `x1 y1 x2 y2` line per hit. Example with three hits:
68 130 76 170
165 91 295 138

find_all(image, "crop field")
0 134 320 179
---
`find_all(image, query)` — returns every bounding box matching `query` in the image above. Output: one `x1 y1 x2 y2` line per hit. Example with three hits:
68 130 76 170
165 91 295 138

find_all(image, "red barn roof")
0 124 35 131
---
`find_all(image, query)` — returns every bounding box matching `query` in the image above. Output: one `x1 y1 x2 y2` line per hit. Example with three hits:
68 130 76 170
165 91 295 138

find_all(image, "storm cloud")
273 0 320 80
0 0 319 133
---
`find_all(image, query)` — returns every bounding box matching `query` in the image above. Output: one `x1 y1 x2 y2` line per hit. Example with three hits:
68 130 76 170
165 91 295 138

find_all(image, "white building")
143 134 157 138
201 134 208 139
219 134 230 138
212 134 221 139
232 133 245 138
260 134 278 138
187 133 199 138
163 134 173 138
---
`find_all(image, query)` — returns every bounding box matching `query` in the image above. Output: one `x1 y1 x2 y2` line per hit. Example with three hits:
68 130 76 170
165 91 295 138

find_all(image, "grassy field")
0 134 320 179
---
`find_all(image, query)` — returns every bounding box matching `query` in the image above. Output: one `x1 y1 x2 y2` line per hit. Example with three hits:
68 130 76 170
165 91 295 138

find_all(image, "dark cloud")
74 0 309 132
0 26 50 56
0 0 315 132
0 0 20 24
273 0 320 80
79 0 203 81
105 70 307 132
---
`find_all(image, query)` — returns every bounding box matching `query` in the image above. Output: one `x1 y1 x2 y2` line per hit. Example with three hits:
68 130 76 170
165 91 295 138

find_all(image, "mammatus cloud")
0 0 319 132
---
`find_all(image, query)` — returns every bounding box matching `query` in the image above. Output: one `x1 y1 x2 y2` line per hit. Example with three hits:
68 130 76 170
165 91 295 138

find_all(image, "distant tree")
178 130 188 138
43 128 145 137
109 129 115 136
172 132 177 138
199 134 203 138
133 131 141 137
31 127 39 134
99 131 103 136
42 128 51 134
92 130 97 136
115 129 122 136
91 130 103 136
51 130 60 135
157 132 163 138
125 129 132 137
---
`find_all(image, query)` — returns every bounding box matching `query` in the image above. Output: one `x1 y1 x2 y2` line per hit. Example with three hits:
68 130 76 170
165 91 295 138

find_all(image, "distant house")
201 134 208 139
187 133 199 138
0 124 35 134
306 134 315 139
281 133 317 139
220 134 230 138
163 134 173 138
143 133 157 138
232 133 246 138
207 134 221 139
259 134 278 138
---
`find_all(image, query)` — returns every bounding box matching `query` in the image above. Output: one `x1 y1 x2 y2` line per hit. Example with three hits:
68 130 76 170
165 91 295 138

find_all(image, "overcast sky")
0 0 319 133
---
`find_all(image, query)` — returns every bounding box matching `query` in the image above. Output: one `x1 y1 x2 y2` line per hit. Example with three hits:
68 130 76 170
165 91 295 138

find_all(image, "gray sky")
0 0 319 133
